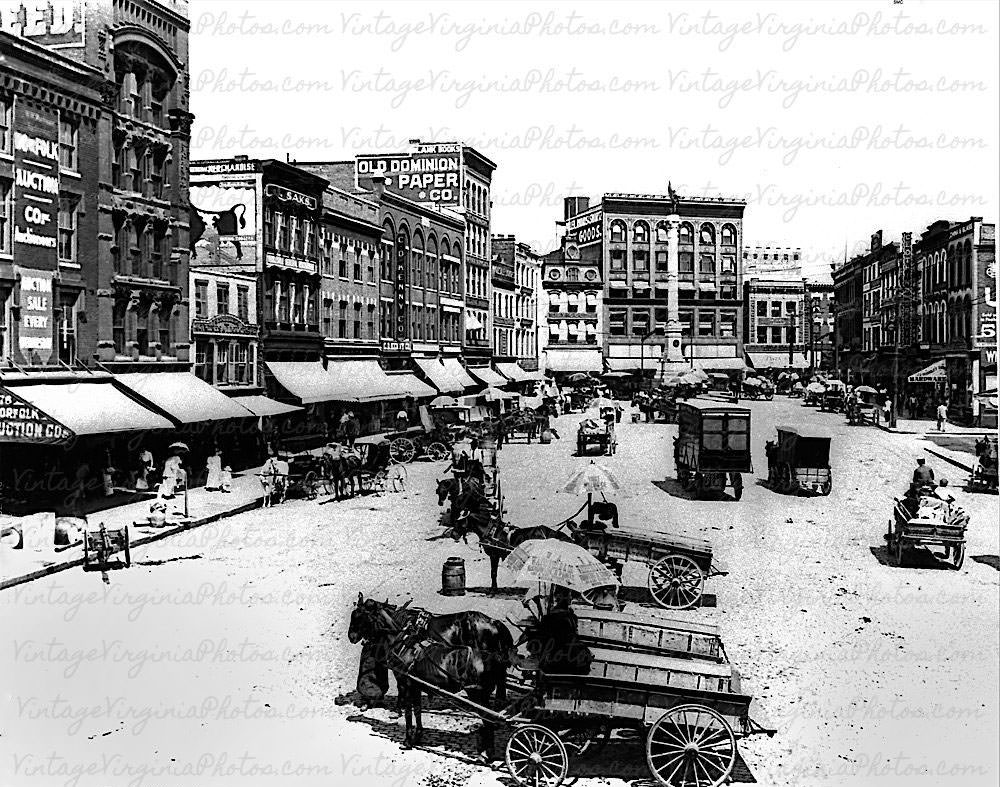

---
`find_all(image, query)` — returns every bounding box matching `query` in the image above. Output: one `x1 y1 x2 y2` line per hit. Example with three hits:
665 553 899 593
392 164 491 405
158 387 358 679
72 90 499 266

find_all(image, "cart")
82 520 131 578
355 440 407 495
802 381 826 407
282 452 329 500
819 380 846 412
741 377 774 401
846 386 879 425
575 526 724 610
577 418 615 456
887 489 969 569
764 426 833 495
673 400 752 499
969 436 998 493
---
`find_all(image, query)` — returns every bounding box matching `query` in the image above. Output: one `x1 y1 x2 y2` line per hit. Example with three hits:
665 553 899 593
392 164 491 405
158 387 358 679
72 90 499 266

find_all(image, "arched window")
610 221 626 243
721 224 736 247
699 224 715 246
964 240 973 286
679 223 694 244
381 219 395 281
427 234 439 292
655 222 670 243
632 221 649 244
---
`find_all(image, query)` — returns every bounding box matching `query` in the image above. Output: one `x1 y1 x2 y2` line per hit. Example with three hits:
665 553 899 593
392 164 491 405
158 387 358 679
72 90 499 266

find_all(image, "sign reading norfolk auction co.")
0 388 71 444
12 104 60 268
357 150 461 206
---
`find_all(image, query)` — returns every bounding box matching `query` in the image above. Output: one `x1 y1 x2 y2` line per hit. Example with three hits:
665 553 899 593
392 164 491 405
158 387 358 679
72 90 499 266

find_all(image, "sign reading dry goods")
0 387 71 444
12 104 60 269
0 1 85 49
357 152 461 205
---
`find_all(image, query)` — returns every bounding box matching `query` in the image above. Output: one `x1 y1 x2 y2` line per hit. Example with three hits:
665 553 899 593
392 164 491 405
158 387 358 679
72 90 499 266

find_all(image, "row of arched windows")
379 217 462 294
920 296 974 345
920 240 974 293
608 220 738 247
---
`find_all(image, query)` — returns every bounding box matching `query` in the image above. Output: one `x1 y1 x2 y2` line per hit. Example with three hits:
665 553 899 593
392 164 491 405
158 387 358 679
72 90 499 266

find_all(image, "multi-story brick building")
743 245 802 280
806 281 835 370
742 279 809 371
189 267 259 390
490 234 541 373
831 255 863 379
560 191 747 376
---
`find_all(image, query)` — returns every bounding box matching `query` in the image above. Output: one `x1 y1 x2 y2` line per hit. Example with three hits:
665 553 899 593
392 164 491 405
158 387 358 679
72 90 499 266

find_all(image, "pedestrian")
220 465 233 493
933 478 955 504
136 446 155 491
882 398 892 426
205 448 223 491
395 407 408 433
936 401 949 432
496 420 506 451
344 411 360 449
158 451 184 500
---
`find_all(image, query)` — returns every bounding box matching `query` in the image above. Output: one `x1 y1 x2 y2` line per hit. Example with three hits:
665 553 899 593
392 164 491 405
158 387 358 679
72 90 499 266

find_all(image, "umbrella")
502 539 620 593
806 382 826 395
430 395 458 408
855 385 878 395
565 373 590 384
168 442 190 452
601 371 631 378
590 396 615 410
743 377 762 388
559 460 622 495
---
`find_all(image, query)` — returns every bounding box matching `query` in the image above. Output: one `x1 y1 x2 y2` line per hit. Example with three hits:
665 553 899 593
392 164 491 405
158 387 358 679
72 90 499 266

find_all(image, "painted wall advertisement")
357 150 461 206
0 387 71 443
13 103 59 269
975 257 996 351
395 232 409 338
0 1 85 49
14 267 55 365
190 164 261 270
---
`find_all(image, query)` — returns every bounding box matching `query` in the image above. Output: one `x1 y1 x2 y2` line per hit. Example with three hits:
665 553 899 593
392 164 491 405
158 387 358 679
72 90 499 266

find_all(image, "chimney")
564 196 590 221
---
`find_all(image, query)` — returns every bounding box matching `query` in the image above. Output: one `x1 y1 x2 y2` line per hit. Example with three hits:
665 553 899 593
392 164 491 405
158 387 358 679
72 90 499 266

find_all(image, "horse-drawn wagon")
764 426 833 496
741 377 774 400
577 417 615 456
819 380 846 412
673 400 752 499
887 486 969 569
970 435 998 493
846 386 879 425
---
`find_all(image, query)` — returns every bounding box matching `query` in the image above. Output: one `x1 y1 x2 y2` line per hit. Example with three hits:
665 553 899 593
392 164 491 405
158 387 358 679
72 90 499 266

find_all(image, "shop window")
756 326 768 343
233 342 249 384
215 341 230 384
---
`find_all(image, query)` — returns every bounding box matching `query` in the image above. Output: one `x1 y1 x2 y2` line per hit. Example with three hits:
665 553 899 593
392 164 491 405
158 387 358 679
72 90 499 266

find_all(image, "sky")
188 0 1000 282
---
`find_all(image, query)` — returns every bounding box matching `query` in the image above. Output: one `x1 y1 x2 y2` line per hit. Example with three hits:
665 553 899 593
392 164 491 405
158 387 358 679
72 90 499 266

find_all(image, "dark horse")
347 594 513 758
436 477 575 591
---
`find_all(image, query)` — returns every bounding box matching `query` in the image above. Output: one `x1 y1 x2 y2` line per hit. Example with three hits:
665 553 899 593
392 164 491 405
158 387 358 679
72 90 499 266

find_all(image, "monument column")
660 213 689 378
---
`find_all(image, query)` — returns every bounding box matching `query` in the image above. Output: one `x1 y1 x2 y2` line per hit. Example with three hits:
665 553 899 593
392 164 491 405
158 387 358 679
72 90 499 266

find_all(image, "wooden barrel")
441 557 466 596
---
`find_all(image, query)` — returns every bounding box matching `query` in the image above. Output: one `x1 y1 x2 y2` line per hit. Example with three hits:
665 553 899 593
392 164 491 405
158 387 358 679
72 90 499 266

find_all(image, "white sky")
188 0 999 282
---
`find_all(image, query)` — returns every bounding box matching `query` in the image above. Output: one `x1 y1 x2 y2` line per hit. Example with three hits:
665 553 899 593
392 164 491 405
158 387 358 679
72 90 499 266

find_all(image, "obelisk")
660 183 690 380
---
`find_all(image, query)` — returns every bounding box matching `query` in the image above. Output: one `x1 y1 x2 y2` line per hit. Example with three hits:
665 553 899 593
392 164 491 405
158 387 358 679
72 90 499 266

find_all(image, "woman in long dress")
158 452 184 499
205 449 223 491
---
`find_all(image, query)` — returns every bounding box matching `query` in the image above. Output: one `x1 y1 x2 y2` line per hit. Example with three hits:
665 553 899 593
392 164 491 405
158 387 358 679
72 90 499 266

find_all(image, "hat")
916 458 925 464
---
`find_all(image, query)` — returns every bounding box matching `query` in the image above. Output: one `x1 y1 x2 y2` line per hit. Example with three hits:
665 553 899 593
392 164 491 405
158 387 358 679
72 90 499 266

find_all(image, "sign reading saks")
0 388 71 444
15 268 55 365
0 1 85 49
13 104 60 269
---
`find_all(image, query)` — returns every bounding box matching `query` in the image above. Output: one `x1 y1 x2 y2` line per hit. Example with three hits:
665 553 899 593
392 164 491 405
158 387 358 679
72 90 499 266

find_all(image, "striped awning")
908 359 947 383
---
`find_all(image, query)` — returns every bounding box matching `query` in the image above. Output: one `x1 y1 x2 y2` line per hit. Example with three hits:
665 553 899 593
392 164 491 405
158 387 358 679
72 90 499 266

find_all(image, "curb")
0 497 262 592
924 448 974 474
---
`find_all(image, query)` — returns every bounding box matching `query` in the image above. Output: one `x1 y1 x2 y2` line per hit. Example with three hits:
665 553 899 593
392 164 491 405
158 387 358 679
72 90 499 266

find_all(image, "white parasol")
502 539 620 593
559 460 622 495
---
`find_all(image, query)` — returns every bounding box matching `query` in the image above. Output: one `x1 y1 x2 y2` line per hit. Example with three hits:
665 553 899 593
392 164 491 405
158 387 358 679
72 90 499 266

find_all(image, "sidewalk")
0 466 265 591
877 416 995 436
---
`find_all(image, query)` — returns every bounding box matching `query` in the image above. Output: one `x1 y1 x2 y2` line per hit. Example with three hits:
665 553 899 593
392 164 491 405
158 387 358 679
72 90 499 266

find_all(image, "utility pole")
788 313 795 369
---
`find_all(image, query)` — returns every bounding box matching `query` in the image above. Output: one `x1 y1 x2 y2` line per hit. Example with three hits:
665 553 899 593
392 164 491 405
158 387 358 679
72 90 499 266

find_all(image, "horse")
435 475 494 530
975 436 998 469
348 594 512 757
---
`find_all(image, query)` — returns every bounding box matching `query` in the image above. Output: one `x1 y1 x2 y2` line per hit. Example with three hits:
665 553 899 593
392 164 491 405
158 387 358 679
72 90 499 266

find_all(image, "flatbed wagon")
575 526 725 610
573 607 727 662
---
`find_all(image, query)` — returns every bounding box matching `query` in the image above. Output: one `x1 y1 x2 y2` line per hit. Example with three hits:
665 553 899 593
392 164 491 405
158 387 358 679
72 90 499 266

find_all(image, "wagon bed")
574 607 726 662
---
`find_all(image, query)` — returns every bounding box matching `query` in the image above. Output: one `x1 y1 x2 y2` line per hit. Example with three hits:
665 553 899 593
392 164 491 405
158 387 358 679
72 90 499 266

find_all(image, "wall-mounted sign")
14 267 54 365
0 387 71 444
576 221 603 246
190 174 261 268
0 1 85 49
12 105 60 269
395 232 409 338
975 259 996 349
381 339 413 353
357 152 462 206
264 184 317 210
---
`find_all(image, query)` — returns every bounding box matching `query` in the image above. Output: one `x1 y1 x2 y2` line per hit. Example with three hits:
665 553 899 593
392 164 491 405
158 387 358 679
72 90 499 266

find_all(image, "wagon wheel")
389 437 415 464
820 478 832 496
951 542 966 570
894 532 907 567
505 723 569 787
646 704 736 787
426 441 449 462
648 554 705 609
122 526 131 568
386 464 408 492
302 470 319 500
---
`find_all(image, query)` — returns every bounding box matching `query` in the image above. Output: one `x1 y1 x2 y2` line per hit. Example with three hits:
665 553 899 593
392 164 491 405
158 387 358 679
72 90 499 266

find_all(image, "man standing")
936 401 949 432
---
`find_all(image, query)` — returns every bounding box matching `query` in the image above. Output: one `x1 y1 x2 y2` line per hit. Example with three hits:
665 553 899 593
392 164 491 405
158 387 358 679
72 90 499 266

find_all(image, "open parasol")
430 395 458 408
806 382 826 395
502 539 620 593
168 442 190 452
559 460 623 526
854 385 878 395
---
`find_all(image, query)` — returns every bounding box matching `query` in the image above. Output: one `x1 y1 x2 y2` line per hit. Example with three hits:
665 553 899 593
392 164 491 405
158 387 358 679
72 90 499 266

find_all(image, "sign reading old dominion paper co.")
12 103 60 364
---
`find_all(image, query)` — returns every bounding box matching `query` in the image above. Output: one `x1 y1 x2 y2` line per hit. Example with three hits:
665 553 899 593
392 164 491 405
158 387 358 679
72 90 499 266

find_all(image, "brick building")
490 234 541 372
742 279 809 371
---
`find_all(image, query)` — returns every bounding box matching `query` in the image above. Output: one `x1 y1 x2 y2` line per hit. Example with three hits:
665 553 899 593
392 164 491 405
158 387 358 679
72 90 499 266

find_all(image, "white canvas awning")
545 349 603 372
908 359 947 383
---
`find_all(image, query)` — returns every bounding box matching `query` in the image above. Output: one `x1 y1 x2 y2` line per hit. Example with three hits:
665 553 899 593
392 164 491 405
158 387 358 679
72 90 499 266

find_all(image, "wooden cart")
887 491 969 569
82 520 131 574
764 426 833 496
577 418 615 456
673 400 752 499
576 527 725 610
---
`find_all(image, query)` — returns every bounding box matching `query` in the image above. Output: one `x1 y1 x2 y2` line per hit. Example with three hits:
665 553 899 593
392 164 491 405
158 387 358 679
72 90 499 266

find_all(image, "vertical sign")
13 104 60 269
395 231 408 338
900 231 913 347
15 268 55 365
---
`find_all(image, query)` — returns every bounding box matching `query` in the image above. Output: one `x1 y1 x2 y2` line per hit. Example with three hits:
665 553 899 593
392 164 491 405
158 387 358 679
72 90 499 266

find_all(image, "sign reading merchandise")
14 267 55 365
0 387 71 444
12 104 60 269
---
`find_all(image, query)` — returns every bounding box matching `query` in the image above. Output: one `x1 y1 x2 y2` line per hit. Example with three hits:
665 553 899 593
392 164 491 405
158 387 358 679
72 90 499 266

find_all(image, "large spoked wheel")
389 437 415 464
505 723 569 787
648 554 705 609
425 441 449 462
951 542 966 570
646 704 736 787
893 532 907 567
